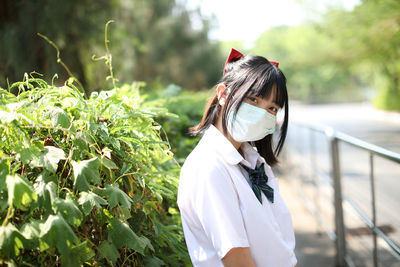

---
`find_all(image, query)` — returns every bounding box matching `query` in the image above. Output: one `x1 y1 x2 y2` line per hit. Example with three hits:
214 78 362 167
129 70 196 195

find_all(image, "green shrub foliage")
0 77 189 266
143 84 210 164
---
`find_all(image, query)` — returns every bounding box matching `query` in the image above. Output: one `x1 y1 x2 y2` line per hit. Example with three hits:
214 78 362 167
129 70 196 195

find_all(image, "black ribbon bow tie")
240 163 274 204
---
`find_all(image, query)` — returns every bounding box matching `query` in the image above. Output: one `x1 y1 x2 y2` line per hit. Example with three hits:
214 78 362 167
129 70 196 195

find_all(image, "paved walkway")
279 176 336 267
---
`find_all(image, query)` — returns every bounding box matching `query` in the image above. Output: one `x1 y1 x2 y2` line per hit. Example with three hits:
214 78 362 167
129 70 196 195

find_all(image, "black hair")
189 54 289 166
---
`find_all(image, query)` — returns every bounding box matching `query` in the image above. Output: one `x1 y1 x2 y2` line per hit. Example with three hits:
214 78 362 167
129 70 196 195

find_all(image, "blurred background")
1 0 399 109
1 0 399 266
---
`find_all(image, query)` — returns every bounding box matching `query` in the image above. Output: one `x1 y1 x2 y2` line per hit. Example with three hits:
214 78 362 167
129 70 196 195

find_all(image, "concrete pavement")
278 176 336 267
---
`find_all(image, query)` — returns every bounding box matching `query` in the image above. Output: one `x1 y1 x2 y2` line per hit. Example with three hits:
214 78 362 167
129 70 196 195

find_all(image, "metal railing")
286 122 400 267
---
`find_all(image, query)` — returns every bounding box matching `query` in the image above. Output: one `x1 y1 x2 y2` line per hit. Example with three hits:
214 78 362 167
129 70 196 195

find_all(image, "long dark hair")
189 54 289 166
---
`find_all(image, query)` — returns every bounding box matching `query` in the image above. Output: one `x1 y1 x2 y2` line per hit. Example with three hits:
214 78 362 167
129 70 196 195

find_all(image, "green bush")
374 86 400 112
0 77 190 266
143 84 211 164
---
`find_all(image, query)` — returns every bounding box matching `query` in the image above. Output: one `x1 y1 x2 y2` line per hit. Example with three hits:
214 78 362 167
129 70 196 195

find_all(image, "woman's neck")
214 114 242 152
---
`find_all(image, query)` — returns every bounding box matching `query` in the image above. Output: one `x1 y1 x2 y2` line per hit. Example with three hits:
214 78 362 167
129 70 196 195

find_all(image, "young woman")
177 49 297 267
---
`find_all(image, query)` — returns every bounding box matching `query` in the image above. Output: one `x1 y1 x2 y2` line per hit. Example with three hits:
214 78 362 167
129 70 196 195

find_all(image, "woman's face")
242 86 281 116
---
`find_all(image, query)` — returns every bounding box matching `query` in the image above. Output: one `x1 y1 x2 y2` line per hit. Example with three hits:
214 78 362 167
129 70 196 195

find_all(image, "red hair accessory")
270 61 279 67
223 48 244 74
223 48 280 74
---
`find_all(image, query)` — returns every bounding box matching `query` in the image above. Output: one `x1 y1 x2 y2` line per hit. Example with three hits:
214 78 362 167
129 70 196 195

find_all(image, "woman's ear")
216 84 227 106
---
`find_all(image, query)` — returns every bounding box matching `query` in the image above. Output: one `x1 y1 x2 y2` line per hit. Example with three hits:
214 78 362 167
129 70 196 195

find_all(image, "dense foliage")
0 0 223 93
143 84 210 164
0 77 190 266
322 0 400 111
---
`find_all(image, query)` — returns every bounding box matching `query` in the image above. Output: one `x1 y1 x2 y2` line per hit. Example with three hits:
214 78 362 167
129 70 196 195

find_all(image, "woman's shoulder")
181 144 227 178
178 144 233 208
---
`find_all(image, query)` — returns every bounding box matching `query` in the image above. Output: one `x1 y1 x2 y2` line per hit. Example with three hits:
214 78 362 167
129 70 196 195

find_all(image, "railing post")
310 129 321 232
370 153 378 267
328 131 346 267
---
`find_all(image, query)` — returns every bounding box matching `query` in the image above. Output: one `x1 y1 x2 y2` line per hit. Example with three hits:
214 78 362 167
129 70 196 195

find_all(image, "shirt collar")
240 142 262 169
201 125 261 167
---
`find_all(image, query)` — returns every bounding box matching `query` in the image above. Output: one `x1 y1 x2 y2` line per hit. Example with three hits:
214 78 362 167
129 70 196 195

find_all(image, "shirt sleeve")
191 163 249 259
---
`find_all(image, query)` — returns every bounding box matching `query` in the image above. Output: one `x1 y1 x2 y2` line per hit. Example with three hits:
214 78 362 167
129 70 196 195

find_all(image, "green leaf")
0 224 26 258
6 259 17 267
30 146 66 173
108 218 152 255
72 136 88 152
40 213 78 254
48 107 73 130
99 184 132 209
78 191 108 215
0 159 8 190
17 144 41 165
72 157 101 191
6 174 37 211
117 205 132 221
20 220 43 249
90 122 109 139
98 241 120 263
0 160 8 210
101 157 118 170
34 174 57 213
145 256 165 267
60 241 95 267
53 195 83 227
108 137 121 151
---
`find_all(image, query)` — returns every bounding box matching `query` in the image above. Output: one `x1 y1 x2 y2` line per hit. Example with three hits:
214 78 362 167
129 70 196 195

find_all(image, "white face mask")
227 102 276 142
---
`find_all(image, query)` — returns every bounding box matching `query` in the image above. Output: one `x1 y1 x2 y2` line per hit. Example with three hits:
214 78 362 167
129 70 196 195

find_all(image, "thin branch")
37 33 87 98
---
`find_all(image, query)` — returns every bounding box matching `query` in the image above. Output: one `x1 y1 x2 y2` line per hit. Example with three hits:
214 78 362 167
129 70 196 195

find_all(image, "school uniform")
177 124 297 267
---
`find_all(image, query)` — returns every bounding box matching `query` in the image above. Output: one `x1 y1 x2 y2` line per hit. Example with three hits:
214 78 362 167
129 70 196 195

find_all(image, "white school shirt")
177 125 297 267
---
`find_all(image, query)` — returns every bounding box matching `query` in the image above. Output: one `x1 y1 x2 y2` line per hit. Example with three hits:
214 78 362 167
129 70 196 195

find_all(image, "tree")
322 0 400 110
253 25 364 103
0 0 224 94
110 0 223 90
0 0 111 92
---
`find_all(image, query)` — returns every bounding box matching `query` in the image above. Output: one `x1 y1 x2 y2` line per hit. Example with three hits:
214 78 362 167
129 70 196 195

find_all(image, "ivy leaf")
30 146 66 173
117 205 132 221
20 220 43 249
17 144 41 165
90 122 109 139
53 196 83 227
0 224 26 258
34 174 57 214
48 107 75 131
108 137 121 151
145 256 165 267
72 157 101 191
40 213 78 254
0 159 8 190
101 157 118 170
0 160 9 210
60 241 95 267
108 218 152 255
72 136 88 152
6 174 37 211
78 191 108 216
99 184 132 209
98 241 120 263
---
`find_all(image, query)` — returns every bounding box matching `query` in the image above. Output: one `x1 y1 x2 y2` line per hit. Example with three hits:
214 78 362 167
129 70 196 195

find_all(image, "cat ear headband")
223 48 279 74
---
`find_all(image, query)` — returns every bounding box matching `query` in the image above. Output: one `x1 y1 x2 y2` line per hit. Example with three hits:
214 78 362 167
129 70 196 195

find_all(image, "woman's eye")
247 96 257 103
270 107 278 113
